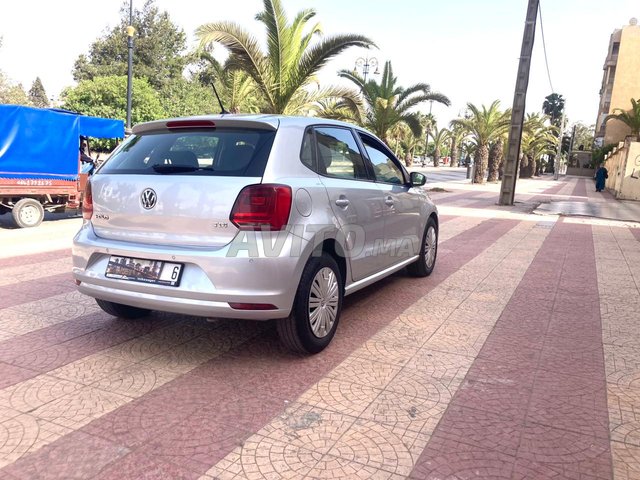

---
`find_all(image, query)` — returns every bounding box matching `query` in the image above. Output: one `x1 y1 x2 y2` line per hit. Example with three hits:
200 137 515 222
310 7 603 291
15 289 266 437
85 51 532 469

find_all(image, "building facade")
595 19 640 147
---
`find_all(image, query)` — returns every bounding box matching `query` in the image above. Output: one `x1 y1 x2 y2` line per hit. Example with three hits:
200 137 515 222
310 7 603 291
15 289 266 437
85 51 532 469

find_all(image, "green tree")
28 77 49 107
73 0 187 89
0 38 29 105
339 61 450 143
571 122 595 151
451 101 510 184
520 114 557 178
448 124 467 168
160 78 217 118
430 126 450 167
605 98 640 139
421 112 437 162
543 93 565 173
196 0 372 115
487 138 504 182
542 93 565 127
62 75 164 124
0 73 29 105
193 51 262 114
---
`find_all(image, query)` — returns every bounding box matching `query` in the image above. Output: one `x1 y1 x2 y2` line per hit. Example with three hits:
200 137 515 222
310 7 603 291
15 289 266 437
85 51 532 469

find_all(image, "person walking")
595 164 608 192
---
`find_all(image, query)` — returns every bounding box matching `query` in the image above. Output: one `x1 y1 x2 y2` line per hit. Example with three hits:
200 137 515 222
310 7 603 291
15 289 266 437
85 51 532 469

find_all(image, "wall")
604 140 640 200
566 167 596 177
605 24 640 145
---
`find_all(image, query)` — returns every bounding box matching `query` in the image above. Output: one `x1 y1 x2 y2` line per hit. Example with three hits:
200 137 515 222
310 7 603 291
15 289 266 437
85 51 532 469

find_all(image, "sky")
0 0 638 130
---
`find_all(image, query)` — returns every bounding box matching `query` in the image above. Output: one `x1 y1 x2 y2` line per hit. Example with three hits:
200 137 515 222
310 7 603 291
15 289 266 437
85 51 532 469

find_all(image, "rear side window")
99 129 276 177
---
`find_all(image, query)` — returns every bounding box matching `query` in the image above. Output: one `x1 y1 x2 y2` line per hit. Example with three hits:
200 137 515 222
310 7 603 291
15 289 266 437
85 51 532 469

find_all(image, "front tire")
407 216 438 277
96 299 151 319
277 253 343 354
12 198 44 228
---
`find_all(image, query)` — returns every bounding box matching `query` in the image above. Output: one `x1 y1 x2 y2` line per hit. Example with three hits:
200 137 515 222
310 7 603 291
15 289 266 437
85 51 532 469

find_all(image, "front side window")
359 134 405 184
314 127 369 180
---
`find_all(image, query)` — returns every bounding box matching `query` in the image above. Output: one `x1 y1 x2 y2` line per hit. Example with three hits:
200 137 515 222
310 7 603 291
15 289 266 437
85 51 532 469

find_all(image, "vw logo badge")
140 188 157 210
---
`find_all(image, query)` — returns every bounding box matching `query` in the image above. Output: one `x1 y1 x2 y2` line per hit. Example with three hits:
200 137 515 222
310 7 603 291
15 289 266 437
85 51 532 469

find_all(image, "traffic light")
561 135 571 154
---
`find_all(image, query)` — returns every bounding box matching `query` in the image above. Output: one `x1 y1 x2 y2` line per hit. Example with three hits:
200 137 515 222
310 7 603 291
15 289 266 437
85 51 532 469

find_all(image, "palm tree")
605 98 640 139
543 93 564 173
520 114 557 178
312 97 360 122
487 137 504 182
196 0 374 114
194 50 261 113
451 101 510 184
448 124 467 168
430 126 450 167
399 128 423 167
542 93 565 127
338 61 450 143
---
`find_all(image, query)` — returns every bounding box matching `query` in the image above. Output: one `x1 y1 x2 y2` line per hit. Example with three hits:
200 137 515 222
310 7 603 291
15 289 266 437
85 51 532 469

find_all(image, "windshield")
98 128 276 177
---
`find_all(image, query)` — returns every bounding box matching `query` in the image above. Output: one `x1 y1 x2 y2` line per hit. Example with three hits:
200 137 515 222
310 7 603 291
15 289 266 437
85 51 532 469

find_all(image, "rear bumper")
76 282 290 320
72 223 311 320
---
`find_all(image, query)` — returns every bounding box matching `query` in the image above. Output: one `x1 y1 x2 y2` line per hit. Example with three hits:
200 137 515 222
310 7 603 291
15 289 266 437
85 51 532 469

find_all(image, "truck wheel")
12 198 44 228
96 299 151 319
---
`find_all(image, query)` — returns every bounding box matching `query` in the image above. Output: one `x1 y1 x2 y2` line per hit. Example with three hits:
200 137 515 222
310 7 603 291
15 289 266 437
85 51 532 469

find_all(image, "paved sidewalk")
0 175 639 479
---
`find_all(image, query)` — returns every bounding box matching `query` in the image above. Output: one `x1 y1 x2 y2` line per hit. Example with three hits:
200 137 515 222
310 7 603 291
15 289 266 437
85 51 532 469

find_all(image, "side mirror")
410 171 427 187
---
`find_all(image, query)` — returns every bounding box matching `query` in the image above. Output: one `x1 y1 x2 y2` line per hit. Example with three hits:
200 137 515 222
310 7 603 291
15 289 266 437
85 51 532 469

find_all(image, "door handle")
335 198 350 208
384 196 394 206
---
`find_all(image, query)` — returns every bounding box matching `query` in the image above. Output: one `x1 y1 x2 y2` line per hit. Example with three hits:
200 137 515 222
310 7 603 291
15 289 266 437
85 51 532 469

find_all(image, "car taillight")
230 184 292 231
82 180 93 221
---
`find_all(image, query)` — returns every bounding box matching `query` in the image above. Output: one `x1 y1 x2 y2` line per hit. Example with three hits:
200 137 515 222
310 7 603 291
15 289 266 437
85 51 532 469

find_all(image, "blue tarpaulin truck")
0 105 124 227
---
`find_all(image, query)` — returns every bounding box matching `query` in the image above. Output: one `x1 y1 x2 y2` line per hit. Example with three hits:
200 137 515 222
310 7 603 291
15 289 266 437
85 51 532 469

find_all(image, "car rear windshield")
99 128 276 177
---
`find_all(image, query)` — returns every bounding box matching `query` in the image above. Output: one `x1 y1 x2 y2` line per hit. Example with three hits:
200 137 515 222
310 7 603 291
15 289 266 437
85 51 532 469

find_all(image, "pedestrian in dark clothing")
595 165 608 192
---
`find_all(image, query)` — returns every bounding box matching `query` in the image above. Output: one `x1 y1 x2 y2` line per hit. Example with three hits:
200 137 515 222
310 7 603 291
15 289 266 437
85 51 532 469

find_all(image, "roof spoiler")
133 117 279 135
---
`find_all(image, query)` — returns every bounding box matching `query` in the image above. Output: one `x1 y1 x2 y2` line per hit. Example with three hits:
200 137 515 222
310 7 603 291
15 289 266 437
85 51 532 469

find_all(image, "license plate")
105 256 183 287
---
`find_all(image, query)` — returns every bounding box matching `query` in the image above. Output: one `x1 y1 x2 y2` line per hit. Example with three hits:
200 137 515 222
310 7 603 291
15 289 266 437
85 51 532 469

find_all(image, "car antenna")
210 81 229 115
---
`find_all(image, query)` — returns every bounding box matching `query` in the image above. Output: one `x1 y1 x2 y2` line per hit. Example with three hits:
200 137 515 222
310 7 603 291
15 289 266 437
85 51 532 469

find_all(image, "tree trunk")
520 154 535 178
545 154 555 173
534 158 542 176
487 139 503 182
434 147 440 167
450 137 459 167
473 144 489 184
404 151 412 167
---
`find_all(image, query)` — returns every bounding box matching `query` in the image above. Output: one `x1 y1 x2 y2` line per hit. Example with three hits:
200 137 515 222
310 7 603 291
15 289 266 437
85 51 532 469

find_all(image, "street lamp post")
353 56 379 83
125 0 135 134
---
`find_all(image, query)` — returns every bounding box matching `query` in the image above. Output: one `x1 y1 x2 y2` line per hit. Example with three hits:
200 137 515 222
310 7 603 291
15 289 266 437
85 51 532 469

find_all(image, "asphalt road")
409 166 470 185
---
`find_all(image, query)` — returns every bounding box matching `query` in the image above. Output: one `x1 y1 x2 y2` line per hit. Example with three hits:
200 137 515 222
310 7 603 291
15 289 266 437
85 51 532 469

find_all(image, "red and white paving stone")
0 176 639 479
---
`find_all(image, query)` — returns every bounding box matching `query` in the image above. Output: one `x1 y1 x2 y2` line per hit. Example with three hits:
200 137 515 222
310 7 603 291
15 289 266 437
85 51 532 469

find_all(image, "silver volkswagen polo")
72 115 438 353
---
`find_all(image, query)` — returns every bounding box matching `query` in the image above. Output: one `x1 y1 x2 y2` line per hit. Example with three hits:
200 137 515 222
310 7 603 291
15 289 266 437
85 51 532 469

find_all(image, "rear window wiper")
151 164 214 174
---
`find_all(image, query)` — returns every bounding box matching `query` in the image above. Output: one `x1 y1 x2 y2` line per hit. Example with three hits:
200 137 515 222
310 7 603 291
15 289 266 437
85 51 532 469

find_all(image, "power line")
538 0 555 93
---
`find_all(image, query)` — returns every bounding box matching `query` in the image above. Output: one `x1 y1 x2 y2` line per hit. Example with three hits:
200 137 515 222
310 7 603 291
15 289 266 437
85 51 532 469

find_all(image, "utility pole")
125 0 135 134
554 110 566 180
498 0 539 205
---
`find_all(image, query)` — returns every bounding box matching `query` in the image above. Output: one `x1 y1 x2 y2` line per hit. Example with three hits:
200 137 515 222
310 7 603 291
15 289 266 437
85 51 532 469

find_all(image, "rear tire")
96 299 151 319
12 198 44 228
277 253 343 354
407 216 438 277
